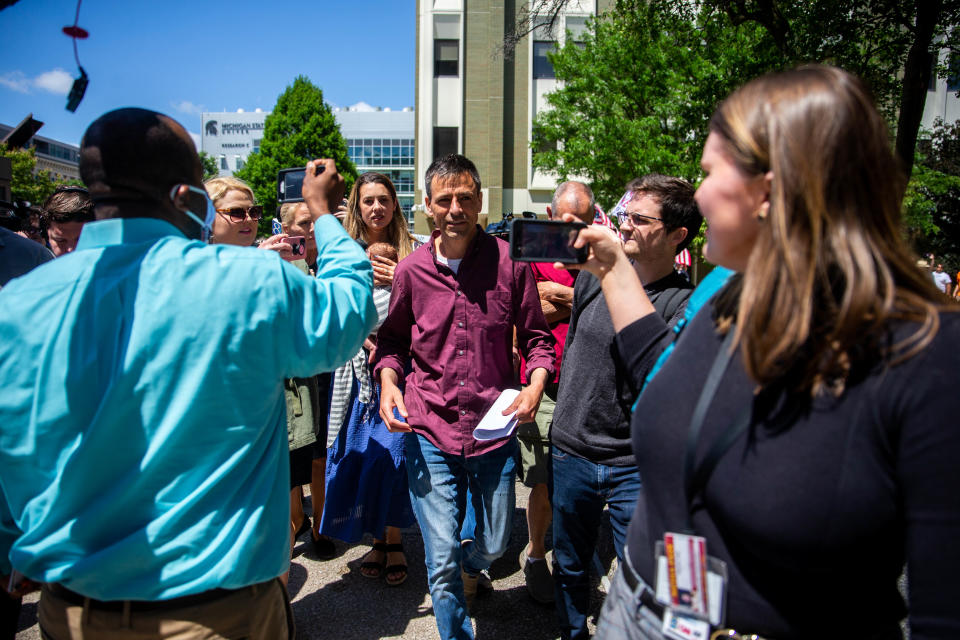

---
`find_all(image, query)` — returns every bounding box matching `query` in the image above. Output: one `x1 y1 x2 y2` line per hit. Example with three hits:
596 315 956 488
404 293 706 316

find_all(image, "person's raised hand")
257 234 295 261
555 213 627 280
302 159 345 219
335 198 348 222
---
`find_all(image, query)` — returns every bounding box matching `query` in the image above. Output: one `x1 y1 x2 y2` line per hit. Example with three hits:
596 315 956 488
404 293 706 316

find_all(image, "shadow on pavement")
288 531 432 639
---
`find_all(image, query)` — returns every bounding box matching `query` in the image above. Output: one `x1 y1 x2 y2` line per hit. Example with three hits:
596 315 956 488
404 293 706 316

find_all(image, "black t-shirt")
616 304 960 639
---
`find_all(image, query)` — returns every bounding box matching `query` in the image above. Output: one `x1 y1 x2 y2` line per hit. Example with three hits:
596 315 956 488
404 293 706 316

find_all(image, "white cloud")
173 100 205 116
33 68 73 95
0 68 74 95
0 71 31 93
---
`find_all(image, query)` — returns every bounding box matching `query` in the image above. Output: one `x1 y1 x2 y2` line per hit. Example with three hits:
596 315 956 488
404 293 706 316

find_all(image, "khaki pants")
38 579 293 640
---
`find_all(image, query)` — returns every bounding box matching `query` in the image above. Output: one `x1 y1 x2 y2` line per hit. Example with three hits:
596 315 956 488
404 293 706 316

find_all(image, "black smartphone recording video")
509 219 588 264
277 164 325 204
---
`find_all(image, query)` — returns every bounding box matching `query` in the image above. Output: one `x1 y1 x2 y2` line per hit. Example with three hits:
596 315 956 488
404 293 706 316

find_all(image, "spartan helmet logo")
205 120 218 136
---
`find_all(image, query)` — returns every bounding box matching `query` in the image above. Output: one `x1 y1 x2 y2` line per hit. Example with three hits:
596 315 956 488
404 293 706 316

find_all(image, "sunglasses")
216 206 264 221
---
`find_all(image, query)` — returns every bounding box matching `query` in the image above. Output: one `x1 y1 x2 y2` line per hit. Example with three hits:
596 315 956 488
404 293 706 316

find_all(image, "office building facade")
338 105 416 222
413 0 612 232
0 124 81 183
922 49 960 131
200 105 416 226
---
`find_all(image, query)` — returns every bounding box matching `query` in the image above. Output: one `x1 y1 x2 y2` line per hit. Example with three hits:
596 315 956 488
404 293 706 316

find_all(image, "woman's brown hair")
344 172 415 260
710 65 947 394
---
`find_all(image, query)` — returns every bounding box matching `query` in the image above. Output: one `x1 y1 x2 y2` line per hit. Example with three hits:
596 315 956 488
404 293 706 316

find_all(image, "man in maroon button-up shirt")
375 154 554 639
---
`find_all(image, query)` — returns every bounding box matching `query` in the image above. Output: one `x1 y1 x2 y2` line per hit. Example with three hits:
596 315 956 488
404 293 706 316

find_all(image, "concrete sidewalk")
15 481 618 639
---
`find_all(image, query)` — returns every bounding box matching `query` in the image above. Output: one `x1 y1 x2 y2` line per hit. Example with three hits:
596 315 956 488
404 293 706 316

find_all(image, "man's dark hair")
80 108 200 204
626 174 701 254
424 154 481 198
43 186 94 224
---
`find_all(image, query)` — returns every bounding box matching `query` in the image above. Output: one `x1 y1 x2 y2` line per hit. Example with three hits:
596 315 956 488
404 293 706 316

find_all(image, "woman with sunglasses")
320 172 417 587
204 176 293 256
204 176 318 584
563 66 959 639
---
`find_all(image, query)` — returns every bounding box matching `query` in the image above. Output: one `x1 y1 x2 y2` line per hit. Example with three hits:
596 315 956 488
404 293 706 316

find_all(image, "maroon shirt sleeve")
373 259 413 381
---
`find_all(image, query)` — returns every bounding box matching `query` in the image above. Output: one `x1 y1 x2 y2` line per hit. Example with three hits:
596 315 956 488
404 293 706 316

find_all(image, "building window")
949 53 960 92
346 138 416 168
566 15 588 50
433 127 458 160
565 16 588 41
533 41 556 79
435 39 459 77
220 155 228 170
235 156 244 171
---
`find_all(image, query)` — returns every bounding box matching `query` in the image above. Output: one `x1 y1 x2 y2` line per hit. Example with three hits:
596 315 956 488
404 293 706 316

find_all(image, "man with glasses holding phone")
550 174 701 640
0 107 376 640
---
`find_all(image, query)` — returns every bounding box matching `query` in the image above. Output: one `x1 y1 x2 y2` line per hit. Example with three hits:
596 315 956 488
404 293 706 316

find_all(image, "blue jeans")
550 446 642 640
594 550 664 640
405 433 517 640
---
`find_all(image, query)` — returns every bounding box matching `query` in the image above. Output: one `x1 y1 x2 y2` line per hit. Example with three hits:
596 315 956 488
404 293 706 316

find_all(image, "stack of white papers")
472 388 521 441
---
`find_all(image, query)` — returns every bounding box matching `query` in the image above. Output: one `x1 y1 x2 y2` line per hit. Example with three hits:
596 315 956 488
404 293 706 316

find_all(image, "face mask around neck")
169 184 216 243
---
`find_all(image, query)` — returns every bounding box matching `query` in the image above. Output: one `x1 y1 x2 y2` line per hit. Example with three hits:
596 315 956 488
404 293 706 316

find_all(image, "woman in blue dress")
321 172 417 586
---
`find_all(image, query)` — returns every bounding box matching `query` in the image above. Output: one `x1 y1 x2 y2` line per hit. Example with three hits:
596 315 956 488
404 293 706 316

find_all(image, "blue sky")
0 0 416 147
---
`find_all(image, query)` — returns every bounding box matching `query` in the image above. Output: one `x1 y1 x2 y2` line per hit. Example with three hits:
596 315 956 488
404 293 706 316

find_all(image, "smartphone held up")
277 164 325 204
269 212 305 260
509 218 588 264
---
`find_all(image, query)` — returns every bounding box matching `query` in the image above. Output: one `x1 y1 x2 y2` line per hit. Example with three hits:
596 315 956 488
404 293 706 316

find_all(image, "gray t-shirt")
550 270 692 466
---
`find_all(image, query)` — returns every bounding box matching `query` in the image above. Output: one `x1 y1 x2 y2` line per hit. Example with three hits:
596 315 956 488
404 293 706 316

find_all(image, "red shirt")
374 228 556 457
520 262 576 384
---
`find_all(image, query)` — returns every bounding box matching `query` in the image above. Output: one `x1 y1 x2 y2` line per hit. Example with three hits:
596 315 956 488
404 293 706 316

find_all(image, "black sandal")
360 542 387 579
383 542 408 587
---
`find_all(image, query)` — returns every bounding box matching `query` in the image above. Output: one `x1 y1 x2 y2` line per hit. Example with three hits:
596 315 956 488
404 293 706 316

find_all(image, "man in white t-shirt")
933 263 953 296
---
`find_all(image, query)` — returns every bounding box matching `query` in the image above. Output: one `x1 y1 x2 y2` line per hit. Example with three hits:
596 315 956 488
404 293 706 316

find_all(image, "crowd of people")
1 63 959 640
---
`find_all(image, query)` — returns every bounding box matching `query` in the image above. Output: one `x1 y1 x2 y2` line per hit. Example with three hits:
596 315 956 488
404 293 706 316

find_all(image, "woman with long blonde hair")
320 172 417 587
567 65 958 639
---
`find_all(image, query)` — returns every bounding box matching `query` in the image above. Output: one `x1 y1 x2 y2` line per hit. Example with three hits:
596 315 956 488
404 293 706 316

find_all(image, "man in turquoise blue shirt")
0 108 375 639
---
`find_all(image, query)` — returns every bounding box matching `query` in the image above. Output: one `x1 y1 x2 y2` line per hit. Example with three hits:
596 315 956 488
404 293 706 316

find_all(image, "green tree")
197 151 219 182
235 76 356 235
532 0 784 208
906 120 960 271
519 0 960 175
709 0 960 175
1 144 59 205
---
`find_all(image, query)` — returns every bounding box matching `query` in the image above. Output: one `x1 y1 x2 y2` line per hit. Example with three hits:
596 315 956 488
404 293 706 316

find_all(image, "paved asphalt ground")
16 482 620 639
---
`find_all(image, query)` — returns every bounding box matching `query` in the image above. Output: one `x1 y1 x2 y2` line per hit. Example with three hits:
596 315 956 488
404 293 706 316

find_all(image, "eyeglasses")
216 206 264 221
619 211 663 227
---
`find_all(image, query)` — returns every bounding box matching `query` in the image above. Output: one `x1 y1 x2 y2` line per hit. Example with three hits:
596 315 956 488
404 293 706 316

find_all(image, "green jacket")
285 260 322 450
